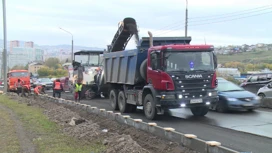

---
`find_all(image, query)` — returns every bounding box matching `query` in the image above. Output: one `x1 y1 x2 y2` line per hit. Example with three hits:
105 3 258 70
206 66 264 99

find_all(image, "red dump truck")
98 17 218 120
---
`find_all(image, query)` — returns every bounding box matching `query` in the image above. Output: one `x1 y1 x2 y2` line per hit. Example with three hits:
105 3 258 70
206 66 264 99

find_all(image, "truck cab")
145 44 218 116
7 70 31 92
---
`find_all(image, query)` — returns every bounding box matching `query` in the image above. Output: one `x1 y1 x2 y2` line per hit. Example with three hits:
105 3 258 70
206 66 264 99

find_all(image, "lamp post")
185 0 188 37
59 27 73 62
2 0 8 92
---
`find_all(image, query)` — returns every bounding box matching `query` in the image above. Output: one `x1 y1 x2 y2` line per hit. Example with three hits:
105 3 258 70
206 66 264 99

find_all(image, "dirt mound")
6 93 198 153
105 134 149 153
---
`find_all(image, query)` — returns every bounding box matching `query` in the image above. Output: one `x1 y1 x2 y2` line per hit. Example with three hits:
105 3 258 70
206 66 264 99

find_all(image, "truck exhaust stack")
148 31 153 47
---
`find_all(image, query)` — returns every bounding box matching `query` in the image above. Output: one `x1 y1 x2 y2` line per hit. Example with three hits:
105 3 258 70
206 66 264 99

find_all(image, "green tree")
11 65 27 70
37 67 50 77
44 57 60 69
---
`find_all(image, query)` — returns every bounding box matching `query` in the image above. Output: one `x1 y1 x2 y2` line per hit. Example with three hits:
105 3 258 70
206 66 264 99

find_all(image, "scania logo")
185 74 203 79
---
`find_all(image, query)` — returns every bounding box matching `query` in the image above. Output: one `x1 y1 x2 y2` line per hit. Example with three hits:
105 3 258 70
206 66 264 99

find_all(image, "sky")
0 0 272 49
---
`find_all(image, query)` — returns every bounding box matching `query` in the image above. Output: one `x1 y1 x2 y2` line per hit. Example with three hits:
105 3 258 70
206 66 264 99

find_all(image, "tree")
37 67 51 77
44 57 60 69
11 65 27 70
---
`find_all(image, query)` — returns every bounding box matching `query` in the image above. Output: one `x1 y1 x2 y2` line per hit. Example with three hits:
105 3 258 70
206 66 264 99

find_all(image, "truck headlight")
208 91 217 96
178 94 183 99
161 95 175 100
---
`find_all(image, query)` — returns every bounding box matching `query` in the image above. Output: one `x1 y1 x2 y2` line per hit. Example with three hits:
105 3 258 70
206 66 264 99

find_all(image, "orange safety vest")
54 82 61 90
34 86 41 94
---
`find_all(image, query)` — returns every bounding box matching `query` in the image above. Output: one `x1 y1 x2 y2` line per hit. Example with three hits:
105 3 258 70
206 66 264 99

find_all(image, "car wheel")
216 102 228 113
258 93 265 99
247 108 255 112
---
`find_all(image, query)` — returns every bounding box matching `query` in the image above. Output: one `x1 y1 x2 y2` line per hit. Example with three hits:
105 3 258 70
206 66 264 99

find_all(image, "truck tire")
190 106 209 116
140 59 147 81
118 91 130 113
143 94 157 120
110 89 119 110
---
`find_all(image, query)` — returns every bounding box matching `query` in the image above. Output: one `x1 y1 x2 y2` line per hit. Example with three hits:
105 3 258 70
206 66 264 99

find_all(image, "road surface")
57 92 272 153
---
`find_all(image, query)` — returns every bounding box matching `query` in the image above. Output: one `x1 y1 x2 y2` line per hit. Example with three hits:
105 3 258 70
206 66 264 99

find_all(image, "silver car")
257 82 272 99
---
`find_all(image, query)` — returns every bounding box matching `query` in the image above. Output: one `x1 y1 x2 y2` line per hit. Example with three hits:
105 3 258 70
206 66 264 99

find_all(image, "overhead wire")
152 4 272 36
153 7 272 36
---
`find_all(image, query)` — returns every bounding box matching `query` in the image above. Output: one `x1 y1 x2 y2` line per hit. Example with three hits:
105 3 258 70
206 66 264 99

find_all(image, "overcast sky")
0 0 272 49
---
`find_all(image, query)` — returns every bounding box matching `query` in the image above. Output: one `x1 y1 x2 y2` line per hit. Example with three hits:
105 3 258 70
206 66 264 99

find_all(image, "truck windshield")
164 51 214 72
74 54 100 66
10 72 29 77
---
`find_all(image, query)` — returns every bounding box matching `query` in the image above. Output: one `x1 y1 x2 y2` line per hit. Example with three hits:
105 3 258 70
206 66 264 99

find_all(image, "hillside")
217 50 272 64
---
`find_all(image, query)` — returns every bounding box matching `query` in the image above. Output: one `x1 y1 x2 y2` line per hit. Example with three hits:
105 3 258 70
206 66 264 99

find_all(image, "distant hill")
0 39 104 53
217 50 272 64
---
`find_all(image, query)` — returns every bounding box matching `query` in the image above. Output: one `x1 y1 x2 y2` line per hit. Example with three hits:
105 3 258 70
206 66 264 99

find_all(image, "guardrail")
37 94 241 153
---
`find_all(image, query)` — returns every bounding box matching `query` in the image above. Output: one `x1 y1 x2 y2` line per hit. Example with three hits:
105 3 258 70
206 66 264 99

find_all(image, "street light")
59 27 74 62
2 0 8 92
185 0 188 37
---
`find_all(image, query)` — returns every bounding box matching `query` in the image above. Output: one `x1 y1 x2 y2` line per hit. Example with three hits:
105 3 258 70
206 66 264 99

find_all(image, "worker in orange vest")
53 79 63 98
34 84 45 99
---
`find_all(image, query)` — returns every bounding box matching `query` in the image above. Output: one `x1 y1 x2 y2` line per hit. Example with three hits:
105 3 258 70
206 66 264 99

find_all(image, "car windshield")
10 72 29 77
164 51 214 72
39 78 51 82
217 81 244 92
74 54 100 66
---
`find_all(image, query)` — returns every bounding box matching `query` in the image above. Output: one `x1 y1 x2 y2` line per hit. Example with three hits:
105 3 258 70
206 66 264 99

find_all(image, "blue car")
210 77 260 112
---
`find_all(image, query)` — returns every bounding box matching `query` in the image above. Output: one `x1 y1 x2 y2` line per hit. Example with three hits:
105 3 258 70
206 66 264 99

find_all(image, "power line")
152 4 272 34
189 6 272 23
190 4 272 19
153 10 272 36
189 10 272 27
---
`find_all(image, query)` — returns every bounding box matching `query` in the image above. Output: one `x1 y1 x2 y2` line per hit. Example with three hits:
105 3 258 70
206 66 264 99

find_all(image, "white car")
257 82 272 99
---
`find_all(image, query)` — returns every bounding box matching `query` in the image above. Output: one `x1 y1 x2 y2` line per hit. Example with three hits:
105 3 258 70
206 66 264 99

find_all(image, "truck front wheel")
110 89 119 110
190 106 209 116
143 94 157 120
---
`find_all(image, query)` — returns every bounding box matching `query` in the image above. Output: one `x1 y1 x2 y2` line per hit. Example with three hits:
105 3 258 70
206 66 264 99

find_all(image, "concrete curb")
38 95 241 153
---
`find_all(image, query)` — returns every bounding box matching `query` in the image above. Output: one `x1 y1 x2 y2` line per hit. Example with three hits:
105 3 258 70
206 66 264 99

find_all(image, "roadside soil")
6 92 198 153
0 104 36 153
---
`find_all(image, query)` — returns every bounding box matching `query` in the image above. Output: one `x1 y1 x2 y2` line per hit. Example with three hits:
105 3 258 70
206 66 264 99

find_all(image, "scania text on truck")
98 17 218 120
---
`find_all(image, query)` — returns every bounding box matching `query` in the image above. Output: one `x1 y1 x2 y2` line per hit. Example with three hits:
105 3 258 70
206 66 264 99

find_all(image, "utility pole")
59 27 74 62
2 0 8 92
185 0 188 37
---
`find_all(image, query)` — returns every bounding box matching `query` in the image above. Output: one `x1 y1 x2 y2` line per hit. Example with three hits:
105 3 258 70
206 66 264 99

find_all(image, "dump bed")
103 49 147 85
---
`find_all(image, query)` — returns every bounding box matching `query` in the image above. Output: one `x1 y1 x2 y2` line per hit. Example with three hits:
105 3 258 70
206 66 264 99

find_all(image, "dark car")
210 77 260 112
240 73 272 94
33 78 53 90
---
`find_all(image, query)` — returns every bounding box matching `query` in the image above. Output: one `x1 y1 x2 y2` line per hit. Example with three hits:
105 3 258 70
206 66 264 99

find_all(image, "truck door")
147 51 162 90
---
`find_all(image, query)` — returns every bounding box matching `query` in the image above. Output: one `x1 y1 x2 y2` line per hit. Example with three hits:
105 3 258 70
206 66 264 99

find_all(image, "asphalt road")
57 92 272 153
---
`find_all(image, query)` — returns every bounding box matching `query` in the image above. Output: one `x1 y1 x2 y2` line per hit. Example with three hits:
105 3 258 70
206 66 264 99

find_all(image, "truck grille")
169 72 215 98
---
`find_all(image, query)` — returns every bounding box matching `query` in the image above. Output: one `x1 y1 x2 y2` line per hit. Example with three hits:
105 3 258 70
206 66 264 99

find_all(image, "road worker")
74 80 83 102
53 79 63 98
34 84 45 99
15 79 25 96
